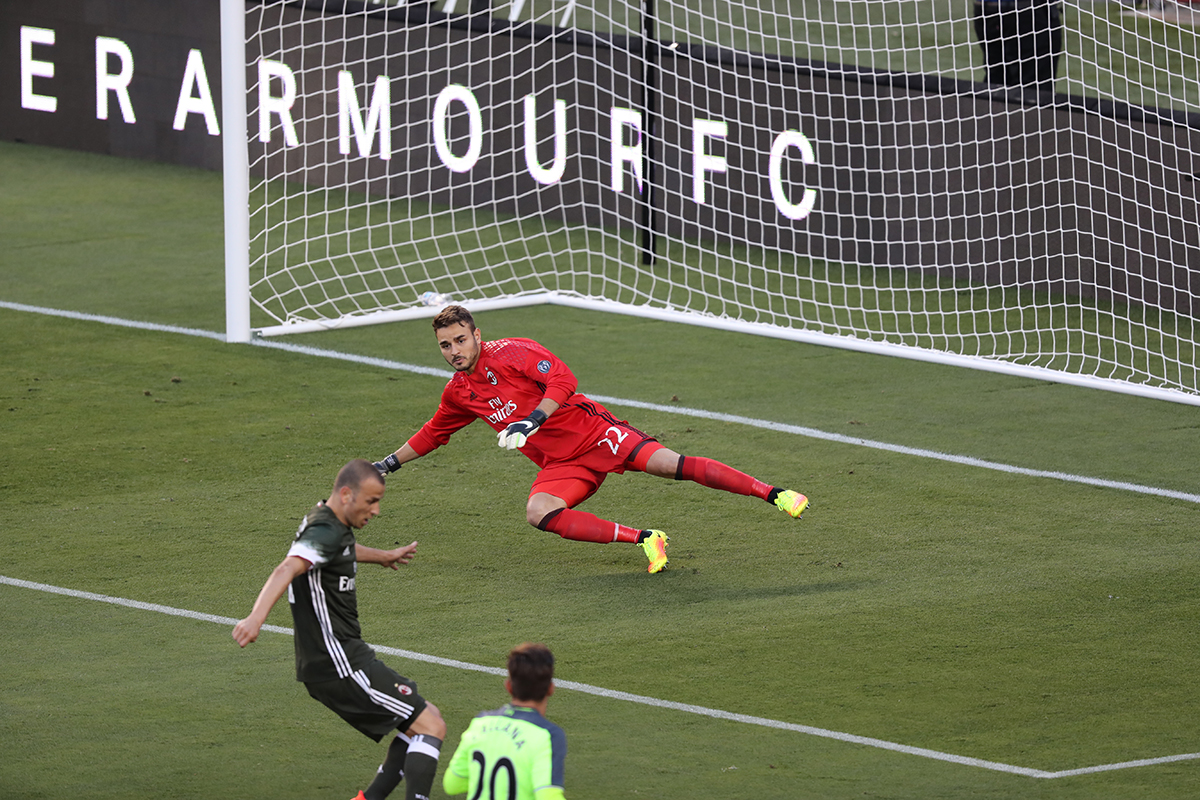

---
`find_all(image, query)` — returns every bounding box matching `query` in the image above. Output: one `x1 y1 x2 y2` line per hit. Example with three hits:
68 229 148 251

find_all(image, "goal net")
222 0 1200 403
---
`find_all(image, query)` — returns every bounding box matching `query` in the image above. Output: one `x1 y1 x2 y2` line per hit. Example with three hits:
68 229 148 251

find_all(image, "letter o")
432 84 483 174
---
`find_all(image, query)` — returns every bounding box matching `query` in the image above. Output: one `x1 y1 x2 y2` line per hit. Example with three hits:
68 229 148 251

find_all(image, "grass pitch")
2 141 1200 799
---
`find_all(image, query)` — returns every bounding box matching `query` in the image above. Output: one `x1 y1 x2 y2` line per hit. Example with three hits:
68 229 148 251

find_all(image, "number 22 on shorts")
597 425 628 455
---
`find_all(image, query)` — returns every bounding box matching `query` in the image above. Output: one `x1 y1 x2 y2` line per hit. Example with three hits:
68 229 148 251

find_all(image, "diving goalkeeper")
373 305 809 574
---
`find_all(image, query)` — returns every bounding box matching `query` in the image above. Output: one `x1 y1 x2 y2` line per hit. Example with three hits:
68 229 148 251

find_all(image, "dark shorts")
304 658 428 742
530 421 662 507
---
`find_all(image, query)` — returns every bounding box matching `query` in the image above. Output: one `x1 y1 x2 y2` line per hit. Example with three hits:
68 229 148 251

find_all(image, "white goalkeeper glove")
372 453 403 476
497 409 548 450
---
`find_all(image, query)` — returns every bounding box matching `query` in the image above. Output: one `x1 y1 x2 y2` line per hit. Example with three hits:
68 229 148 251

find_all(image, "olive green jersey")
286 502 375 683
443 704 567 800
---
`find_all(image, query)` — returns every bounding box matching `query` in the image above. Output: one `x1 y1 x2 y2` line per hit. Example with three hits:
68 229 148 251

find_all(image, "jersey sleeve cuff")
286 540 324 566
542 384 575 407
442 770 469 795
406 430 441 456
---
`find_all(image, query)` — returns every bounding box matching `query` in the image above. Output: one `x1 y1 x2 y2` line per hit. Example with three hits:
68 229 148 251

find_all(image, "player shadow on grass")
568 573 872 604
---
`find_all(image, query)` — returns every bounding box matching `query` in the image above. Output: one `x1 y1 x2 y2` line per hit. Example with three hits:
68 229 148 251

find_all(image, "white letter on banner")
21 27 56 113
432 84 482 173
96 37 136 123
523 94 567 185
769 130 817 221
258 59 299 147
609 107 642 194
338 71 391 160
692 118 727 205
173 49 219 135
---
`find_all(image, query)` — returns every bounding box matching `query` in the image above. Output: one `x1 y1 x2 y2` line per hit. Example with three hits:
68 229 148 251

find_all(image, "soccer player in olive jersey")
444 643 566 800
232 459 446 800
373 305 810 574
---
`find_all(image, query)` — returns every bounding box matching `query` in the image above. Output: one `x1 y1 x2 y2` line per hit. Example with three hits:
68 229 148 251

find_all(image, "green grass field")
2 141 1200 799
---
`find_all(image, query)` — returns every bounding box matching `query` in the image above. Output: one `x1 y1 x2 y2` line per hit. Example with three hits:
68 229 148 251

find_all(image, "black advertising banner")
2 0 1196 314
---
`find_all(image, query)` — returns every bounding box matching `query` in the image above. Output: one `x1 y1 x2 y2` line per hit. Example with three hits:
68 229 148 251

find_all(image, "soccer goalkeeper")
443 643 566 800
373 305 809 574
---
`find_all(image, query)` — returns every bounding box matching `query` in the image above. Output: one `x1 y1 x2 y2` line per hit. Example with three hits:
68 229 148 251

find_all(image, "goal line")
5 298 1200 501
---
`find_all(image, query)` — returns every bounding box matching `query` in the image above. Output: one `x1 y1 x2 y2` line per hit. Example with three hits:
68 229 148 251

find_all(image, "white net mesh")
238 0 1200 397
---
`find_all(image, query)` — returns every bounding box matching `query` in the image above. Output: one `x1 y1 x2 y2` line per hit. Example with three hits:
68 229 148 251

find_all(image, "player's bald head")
335 458 386 491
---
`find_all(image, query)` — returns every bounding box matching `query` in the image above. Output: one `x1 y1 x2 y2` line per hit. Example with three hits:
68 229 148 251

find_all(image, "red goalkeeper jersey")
406 338 629 468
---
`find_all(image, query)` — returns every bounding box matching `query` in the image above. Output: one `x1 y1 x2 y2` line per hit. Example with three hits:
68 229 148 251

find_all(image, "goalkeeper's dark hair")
335 459 386 491
507 642 555 702
432 305 475 333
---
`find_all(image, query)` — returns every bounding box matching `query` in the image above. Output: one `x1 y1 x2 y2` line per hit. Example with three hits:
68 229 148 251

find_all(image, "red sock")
538 508 642 544
678 456 772 500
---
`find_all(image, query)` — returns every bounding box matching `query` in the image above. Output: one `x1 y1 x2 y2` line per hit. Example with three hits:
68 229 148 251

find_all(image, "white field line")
0 300 226 340
4 574 1197 779
5 300 1199 505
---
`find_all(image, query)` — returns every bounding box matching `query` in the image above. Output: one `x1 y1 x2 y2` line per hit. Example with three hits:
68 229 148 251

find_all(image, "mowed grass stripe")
4 299 1198 506
8 573 1199 780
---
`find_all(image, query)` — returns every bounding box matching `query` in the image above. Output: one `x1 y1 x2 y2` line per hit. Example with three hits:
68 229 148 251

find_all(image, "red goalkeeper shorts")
530 423 663 508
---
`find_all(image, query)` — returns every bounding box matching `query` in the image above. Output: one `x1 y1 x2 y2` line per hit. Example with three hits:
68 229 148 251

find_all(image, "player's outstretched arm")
232 555 310 647
357 540 418 570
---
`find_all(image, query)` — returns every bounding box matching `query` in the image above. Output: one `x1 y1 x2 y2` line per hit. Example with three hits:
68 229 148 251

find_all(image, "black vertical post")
640 0 659 266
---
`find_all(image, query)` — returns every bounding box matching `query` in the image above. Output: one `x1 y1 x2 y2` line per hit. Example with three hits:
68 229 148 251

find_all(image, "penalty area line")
4 573 1198 779
5 301 1200 506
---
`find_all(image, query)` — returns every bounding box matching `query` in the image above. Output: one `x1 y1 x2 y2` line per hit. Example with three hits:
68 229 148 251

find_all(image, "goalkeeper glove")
497 409 548 450
372 453 403 476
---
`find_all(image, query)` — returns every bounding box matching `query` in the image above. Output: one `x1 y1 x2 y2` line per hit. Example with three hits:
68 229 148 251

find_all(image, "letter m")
338 71 391 160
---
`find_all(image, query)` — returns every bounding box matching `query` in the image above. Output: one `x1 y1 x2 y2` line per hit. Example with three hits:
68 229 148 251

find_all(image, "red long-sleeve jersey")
406 338 628 468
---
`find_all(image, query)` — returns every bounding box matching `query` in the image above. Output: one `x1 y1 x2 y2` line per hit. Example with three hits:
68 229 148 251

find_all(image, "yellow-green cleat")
775 489 809 518
639 530 670 573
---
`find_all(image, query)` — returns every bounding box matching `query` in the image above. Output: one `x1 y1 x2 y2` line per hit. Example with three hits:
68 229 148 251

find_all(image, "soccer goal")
221 0 1200 404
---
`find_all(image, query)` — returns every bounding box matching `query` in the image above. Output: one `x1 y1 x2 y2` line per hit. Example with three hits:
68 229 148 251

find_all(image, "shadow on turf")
568 573 871 603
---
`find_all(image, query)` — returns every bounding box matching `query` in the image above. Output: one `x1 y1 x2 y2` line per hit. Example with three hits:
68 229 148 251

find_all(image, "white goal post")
221 0 1200 405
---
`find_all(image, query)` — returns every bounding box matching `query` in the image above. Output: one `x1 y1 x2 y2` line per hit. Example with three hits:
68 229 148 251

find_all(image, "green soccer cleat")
775 489 809 519
639 530 670 573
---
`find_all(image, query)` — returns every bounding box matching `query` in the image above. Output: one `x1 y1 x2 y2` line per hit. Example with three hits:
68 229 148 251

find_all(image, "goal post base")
544 296 1200 408
251 293 555 338
254 291 1200 408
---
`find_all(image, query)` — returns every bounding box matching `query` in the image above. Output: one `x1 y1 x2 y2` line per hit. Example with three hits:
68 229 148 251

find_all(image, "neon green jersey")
443 703 566 800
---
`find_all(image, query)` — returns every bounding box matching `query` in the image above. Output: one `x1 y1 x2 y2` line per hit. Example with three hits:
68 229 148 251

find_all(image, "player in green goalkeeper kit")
443 643 567 800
